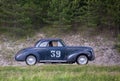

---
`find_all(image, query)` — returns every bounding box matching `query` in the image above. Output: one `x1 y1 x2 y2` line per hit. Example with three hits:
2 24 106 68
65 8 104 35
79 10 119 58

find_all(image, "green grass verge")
0 65 120 81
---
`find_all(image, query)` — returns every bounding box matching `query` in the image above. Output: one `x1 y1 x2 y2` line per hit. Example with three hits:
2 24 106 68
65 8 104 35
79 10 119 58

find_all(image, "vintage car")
15 38 95 65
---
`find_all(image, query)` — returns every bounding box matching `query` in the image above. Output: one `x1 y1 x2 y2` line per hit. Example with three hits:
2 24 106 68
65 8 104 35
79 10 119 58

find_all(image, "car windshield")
35 41 48 47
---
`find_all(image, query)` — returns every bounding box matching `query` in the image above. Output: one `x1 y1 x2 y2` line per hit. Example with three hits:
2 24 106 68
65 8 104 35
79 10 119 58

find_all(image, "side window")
48 41 63 47
39 41 48 47
58 41 63 47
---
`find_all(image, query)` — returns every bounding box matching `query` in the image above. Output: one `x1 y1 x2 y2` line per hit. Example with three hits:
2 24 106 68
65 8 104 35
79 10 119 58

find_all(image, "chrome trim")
40 60 67 62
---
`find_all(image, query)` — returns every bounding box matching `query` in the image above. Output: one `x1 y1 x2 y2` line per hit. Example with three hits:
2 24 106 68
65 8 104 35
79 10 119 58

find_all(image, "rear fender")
67 51 91 62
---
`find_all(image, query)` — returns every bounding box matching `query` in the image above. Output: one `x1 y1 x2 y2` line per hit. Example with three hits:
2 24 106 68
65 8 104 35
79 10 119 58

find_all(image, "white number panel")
50 50 61 58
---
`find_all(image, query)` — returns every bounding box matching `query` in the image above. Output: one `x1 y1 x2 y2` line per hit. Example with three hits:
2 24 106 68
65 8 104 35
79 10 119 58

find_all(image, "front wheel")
26 55 37 65
76 55 88 65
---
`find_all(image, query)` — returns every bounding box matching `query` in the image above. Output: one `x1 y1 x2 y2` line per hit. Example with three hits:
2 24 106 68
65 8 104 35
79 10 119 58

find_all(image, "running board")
40 60 67 63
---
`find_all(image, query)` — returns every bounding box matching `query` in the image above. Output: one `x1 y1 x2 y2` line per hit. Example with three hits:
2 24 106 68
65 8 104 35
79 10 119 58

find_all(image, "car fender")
67 51 91 62
25 51 40 62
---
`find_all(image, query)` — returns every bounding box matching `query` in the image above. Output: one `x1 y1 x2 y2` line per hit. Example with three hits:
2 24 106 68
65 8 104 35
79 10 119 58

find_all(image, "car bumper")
89 54 95 61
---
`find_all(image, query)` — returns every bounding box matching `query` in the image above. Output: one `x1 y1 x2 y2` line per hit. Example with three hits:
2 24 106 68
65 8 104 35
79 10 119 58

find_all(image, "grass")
0 65 120 81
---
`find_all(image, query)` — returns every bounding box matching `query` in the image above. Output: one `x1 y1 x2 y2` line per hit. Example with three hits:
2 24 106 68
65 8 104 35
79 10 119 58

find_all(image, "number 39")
50 50 61 58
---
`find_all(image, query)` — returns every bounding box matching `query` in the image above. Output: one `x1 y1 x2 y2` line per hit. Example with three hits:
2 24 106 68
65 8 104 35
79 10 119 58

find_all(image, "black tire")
26 55 37 65
76 55 88 65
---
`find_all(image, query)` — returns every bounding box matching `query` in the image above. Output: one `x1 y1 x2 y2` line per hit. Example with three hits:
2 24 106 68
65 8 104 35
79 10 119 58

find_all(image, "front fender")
25 51 40 62
67 51 91 62
15 51 40 62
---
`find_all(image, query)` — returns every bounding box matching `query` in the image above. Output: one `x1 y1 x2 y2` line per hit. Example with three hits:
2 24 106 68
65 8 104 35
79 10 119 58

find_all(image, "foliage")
0 0 120 37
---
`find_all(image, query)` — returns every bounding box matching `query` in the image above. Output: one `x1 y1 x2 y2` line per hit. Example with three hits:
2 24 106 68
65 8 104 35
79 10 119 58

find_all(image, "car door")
36 41 49 60
45 40 67 62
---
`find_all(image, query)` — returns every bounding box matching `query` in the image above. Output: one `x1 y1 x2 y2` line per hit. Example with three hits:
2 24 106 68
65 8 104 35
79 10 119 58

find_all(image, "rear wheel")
26 55 37 65
76 55 88 65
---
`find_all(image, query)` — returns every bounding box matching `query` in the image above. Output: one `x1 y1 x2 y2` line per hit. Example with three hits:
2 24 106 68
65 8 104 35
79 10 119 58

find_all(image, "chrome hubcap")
78 55 87 65
26 56 36 65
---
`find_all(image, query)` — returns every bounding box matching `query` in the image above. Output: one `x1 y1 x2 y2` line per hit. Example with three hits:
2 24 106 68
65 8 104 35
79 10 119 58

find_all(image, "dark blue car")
15 38 95 65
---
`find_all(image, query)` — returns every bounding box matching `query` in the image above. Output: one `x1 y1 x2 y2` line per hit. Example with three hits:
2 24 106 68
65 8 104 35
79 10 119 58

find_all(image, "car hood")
17 47 34 54
20 47 34 51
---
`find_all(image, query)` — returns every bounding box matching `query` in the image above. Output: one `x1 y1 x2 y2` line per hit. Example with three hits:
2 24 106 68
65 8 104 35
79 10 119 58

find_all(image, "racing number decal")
50 50 55 57
50 50 61 58
56 51 61 58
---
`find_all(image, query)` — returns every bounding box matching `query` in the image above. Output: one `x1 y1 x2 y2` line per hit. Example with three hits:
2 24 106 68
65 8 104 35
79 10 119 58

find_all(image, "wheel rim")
77 55 88 65
26 55 36 65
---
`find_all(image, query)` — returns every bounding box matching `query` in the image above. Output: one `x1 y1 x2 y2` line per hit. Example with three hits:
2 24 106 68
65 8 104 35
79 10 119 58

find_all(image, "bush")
116 34 120 52
0 26 35 39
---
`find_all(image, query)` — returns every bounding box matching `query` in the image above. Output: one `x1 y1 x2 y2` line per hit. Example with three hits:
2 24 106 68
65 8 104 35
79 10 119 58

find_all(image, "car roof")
39 38 62 42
